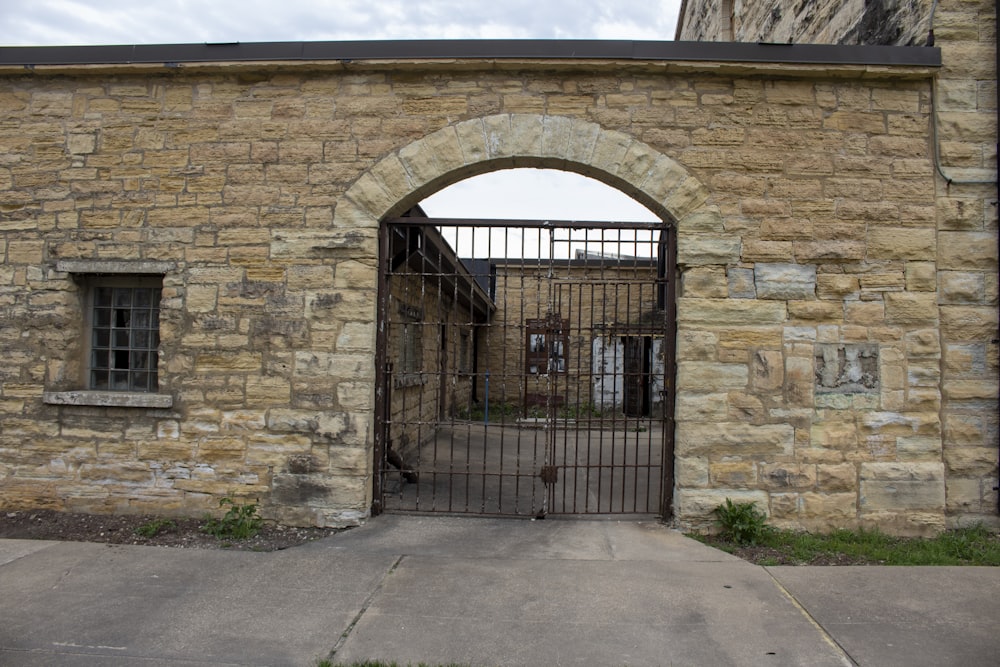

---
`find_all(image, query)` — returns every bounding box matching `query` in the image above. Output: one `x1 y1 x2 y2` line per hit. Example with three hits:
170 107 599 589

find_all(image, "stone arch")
334 113 713 232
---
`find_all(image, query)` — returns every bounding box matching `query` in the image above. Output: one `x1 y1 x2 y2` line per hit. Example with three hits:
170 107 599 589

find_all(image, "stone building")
677 0 998 530
0 14 994 533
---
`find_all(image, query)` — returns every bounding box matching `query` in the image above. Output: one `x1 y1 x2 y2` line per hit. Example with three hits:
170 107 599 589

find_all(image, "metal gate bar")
375 216 675 518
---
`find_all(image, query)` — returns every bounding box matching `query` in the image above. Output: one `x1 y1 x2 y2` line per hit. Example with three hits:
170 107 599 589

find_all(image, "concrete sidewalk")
0 515 997 666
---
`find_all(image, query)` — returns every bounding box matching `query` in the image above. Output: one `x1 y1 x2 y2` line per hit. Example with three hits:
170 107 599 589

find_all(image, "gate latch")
539 466 558 485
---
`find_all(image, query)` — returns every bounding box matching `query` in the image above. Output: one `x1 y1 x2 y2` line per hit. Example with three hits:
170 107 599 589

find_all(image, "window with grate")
89 281 162 392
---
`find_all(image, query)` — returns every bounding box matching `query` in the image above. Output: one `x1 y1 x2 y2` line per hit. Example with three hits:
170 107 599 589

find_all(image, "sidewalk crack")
764 567 858 667
326 554 404 661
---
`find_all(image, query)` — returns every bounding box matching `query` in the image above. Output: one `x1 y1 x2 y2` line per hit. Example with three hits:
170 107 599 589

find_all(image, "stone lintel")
43 390 174 408
56 259 176 274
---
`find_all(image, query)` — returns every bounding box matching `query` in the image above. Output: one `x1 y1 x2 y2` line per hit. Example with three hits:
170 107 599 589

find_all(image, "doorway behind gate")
374 215 676 518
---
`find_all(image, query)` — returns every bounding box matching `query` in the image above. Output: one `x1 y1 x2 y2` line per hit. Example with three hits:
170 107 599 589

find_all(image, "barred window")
89 281 162 392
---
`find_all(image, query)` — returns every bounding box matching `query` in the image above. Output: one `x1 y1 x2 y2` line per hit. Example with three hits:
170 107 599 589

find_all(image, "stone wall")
678 0 998 531
0 48 983 532
678 0 930 46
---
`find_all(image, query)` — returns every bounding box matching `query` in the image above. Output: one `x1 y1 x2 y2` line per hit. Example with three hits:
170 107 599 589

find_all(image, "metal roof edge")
0 39 942 68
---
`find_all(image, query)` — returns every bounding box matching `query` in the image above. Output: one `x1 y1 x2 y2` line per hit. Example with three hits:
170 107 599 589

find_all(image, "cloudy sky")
0 0 679 223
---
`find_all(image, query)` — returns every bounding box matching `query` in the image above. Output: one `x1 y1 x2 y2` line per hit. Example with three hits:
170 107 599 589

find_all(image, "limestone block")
617 139 661 188
904 262 937 292
904 329 941 359
884 293 938 325
942 379 999 401
454 117 489 164
811 421 859 450
677 361 748 390
727 391 766 423
939 271 986 304
244 435 312 467
743 240 795 262
944 446 997 476
591 126 633 174
328 446 370 475
678 298 786 325
751 350 784 392
675 456 709 487
938 232 998 271
945 478 990 514
709 461 757 487
867 228 935 261
845 301 885 326
506 114 545 161
896 436 941 460
816 463 857 492
421 125 466 174
759 463 816 490
677 234 740 266
336 321 375 352
661 176 711 222
768 493 800 520
907 363 940 388
397 140 445 191
937 196 984 231
860 462 945 511
675 489 771 524
727 267 756 298
537 114 573 160
676 206 725 233
676 329 719 361
681 267 728 298
784 355 814 405
788 301 841 322
675 392 728 421
816 274 859 300
944 413 986 447
562 116 601 165
800 492 857 519
271 472 367 509
793 240 865 261
246 376 291 405
676 422 794 456
194 352 262 373
368 154 416 204
754 263 816 300
940 306 998 340
861 411 940 438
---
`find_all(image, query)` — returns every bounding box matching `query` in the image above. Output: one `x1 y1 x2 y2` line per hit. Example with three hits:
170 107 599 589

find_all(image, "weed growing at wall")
202 497 262 540
713 498 769 545
134 518 177 538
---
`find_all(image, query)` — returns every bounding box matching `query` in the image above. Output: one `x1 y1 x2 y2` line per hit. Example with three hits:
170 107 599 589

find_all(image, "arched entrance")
335 114 712 518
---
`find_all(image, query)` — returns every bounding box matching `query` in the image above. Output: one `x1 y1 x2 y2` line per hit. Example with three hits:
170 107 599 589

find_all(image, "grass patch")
133 518 176 538
692 524 1000 566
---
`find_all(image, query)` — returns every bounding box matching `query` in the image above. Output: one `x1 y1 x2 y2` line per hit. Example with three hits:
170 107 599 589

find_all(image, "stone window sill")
43 390 173 409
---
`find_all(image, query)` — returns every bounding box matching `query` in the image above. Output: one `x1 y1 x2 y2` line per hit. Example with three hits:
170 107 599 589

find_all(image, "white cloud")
0 0 680 45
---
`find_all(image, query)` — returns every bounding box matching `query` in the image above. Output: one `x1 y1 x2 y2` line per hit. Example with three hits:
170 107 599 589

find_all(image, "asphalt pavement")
1 514 997 666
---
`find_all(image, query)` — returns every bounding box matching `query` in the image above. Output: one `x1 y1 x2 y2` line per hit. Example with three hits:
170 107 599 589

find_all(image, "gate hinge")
539 466 558 485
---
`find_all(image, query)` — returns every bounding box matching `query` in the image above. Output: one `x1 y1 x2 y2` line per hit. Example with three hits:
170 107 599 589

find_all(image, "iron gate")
374 216 676 517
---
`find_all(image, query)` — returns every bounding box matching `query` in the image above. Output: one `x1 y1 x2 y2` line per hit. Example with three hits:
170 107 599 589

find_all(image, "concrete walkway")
0 515 997 666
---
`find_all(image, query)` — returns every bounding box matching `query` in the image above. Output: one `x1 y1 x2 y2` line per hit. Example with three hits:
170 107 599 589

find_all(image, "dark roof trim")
0 39 941 68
